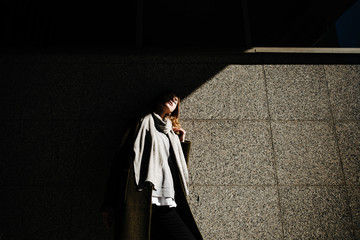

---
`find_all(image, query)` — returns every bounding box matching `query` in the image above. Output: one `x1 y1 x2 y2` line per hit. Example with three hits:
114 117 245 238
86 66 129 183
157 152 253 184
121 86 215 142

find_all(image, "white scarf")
133 113 189 196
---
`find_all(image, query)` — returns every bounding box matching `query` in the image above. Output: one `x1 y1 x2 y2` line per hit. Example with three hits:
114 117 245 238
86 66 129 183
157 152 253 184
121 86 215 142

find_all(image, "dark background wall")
1 0 358 52
1 1 360 239
1 53 359 239
0 53 226 239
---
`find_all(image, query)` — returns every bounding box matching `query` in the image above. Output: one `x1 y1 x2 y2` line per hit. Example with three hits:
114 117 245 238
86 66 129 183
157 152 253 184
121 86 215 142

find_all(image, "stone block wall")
181 63 360 239
0 53 359 239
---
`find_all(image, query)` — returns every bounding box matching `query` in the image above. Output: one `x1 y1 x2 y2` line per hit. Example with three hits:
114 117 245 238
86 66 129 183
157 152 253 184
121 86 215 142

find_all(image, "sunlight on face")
165 96 178 113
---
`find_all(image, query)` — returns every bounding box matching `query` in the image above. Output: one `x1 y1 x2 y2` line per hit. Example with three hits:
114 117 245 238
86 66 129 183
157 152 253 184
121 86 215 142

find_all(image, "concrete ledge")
245 47 360 54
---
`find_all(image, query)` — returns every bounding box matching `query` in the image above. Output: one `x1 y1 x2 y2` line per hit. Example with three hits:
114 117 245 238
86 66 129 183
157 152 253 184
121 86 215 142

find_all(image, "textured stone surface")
0 64 83 120
183 65 268 120
265 65 331 120
185 73 229 119
190 120 275 186
228 65 268 120
179 97 194 120
188 186 282 240
279 187 353 240
325 65 360 120
179 120 194 141
336 121 360 186
348 187 360 238
179 120 195 157
272 121 343 185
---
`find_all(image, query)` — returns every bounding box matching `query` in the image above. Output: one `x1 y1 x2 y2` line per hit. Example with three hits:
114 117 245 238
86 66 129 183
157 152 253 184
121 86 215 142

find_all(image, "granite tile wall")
181 62 360 239
0 54 359 239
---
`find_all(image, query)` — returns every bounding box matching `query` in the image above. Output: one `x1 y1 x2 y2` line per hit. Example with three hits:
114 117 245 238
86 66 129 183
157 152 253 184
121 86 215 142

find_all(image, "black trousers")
150 205 196 240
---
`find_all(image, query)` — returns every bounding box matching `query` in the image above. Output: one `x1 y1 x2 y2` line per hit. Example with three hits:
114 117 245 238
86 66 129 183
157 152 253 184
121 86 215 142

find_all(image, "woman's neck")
154 108 168 120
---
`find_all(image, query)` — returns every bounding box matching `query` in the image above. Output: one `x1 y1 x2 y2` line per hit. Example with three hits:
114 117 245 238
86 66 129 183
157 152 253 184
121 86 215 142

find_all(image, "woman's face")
164 95 178 113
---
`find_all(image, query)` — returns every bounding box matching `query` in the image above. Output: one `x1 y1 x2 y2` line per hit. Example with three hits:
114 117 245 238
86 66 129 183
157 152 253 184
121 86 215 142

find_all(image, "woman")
102 91 203 240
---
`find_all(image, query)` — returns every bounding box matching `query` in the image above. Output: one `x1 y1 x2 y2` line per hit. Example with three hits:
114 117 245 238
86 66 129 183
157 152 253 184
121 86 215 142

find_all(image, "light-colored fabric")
150 129 175 200
151 196 177 207
133 113 189 196
152 112 172 134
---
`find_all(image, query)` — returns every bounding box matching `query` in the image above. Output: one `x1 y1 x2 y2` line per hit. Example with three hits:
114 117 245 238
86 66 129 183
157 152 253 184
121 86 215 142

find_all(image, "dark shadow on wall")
0 55 228 239
0 52 360 239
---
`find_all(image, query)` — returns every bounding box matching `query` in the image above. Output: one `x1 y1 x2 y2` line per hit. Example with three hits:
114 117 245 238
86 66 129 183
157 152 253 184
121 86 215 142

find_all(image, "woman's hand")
102 210 114 228
173 127 186 142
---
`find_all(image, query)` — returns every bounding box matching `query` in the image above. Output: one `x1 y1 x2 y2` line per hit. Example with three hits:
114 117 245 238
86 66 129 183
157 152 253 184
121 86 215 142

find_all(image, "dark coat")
102 118 203 240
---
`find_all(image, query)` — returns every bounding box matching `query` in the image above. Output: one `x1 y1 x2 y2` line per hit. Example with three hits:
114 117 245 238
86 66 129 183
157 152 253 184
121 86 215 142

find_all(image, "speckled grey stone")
325 65 360 120
1 119 79 186
265 65 331 120
183 65 268 120
335 121 360 186
180 97 194 120
348 187 360 238
189 120 275 186
228 65 268 120
272 121 343 185
0 64 83 120
188 186 282 240
184 73 229 119
279 186 353 240
179 120 194 141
